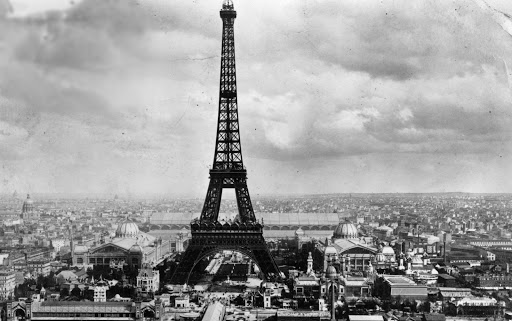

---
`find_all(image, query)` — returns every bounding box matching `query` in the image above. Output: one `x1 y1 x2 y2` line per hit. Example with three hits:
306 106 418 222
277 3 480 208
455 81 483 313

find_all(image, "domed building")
20 194 39 221
71 221 172 270
319 220 378 274
382 245 395 260
333 222 359 239
116 222 140 238
372 245 398 271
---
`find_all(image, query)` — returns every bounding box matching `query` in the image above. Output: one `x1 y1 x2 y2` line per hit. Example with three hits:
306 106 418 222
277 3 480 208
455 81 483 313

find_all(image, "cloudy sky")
0 0 511 197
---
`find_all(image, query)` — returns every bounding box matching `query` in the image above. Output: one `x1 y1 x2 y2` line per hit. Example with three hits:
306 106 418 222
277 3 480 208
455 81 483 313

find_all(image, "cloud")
0 0 511 194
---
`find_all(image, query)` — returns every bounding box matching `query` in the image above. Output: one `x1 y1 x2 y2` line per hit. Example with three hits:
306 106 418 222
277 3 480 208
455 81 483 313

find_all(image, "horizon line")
2 191 512 200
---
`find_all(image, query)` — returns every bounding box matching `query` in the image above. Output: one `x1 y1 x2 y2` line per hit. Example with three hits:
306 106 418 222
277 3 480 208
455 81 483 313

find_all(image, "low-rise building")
373 275 427 300
27 259 51 277
438 287 472 300
293 276 320 300
6 300 162 321
475 274 512 288
136 264 160 295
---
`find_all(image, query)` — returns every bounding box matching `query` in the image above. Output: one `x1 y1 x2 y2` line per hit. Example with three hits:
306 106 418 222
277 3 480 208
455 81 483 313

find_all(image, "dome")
382 246 395 255
24 194 33 204
116 222 140 238
375 252 386 263
324 246 337 255
333 221 358 239
326 265 337 280
129 244 142 253
22 194 34 213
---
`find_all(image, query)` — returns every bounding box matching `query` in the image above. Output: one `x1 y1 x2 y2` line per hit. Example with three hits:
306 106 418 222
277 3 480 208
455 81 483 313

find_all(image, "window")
77 258 83 264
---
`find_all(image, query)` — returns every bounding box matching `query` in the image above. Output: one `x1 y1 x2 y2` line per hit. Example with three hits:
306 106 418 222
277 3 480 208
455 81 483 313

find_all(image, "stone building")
0 269 16 300
20 194 39 221
71 222 172 269
136 264 160 295
316 221 378 273
6 299 162 321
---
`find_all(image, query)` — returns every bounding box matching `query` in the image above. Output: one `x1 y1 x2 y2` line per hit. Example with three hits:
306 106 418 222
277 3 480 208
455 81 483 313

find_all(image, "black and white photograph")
0 0 511 320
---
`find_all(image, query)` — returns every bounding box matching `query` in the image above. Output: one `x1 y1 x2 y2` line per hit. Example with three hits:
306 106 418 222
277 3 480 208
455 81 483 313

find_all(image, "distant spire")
307 252 314 276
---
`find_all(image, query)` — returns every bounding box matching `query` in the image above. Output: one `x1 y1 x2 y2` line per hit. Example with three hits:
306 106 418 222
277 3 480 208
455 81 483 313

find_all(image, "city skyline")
1 0 512 196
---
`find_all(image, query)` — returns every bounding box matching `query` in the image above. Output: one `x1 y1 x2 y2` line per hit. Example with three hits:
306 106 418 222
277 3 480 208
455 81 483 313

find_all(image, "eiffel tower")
169 0 280 284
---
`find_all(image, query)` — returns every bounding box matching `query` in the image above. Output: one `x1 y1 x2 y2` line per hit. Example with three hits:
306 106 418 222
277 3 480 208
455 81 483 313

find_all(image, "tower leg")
201 178 224 222
234 178 256 222
169 230 280 285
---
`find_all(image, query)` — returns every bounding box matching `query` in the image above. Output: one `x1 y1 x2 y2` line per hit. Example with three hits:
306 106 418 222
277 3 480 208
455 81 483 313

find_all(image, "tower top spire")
220 0 236 19
222 0 234 10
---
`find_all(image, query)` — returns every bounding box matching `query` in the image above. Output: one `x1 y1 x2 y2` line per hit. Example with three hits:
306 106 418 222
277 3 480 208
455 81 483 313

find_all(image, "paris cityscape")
1 0 512 321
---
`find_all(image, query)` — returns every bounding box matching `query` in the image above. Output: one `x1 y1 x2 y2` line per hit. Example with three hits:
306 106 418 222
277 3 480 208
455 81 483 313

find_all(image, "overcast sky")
0 0 512 197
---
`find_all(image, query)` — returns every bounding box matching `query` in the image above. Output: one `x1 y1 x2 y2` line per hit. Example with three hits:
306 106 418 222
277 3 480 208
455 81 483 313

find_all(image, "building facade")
0 269 16 300
136 264 160 295
6 300 162 321
20 194 39 221
71 222 172 269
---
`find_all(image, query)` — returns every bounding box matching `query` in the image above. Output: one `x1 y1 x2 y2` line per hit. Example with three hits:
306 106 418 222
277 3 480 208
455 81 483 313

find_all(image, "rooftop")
32 301 136 313
384 276 416 285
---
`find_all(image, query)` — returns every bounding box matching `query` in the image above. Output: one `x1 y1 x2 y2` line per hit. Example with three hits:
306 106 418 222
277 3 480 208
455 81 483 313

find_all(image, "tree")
60 287 69 297
70 287 81 298
47 271 56 288
421 300 431 313
444 302 457 316
231 295 245 306
36 275 45 289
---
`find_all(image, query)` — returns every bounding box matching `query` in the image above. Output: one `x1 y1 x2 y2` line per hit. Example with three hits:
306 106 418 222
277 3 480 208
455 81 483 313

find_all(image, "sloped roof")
57 270 77 279
332 238 377 254
32 301 135 313
423 314 446 321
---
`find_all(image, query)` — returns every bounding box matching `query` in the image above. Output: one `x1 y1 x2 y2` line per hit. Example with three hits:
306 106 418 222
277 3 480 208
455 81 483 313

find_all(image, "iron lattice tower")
202 0 254 223
169 0 280 284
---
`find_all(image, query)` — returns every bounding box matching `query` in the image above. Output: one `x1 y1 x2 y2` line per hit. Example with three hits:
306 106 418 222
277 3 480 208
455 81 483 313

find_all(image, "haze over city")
1 0 512 196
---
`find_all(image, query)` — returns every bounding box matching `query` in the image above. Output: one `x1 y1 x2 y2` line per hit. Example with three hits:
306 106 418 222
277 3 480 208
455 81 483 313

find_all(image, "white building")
0 269 16 300
93 278 109 302
136 264 160 295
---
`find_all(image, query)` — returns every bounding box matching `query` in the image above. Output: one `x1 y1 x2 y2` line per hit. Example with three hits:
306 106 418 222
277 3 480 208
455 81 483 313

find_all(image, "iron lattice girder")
169 3 281 285
201 2 254 223
200 170 256 222
213 7 241 173
169 225 281 284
